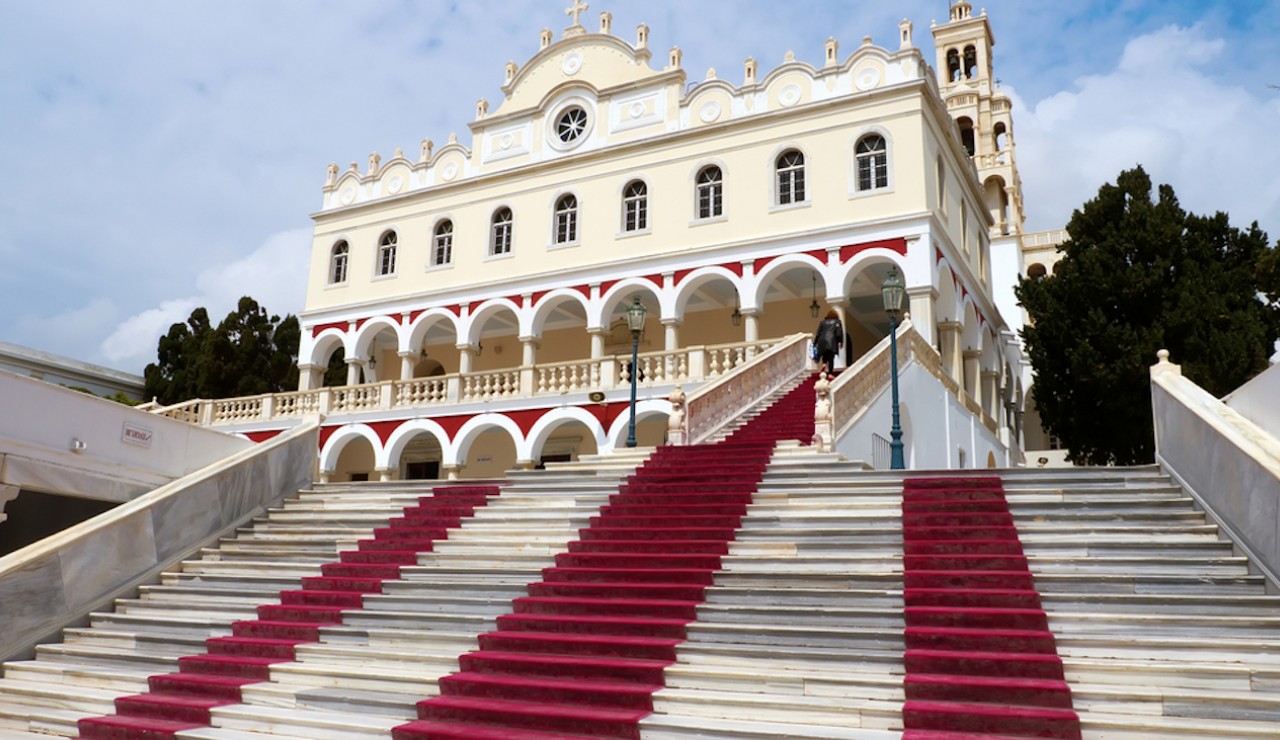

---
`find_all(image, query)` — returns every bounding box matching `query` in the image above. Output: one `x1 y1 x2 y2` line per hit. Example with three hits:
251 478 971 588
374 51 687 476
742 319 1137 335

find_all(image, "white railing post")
260 394 275 420
687 347 706 380
198 402 214 427
447 375 461 403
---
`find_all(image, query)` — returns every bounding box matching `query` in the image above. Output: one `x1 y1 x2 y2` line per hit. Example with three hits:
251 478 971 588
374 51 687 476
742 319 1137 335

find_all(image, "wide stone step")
209 702 401 740
639 712 899 739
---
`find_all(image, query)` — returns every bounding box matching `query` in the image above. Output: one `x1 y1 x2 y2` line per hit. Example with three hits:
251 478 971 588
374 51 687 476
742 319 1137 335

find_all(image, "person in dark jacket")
813 309 843 375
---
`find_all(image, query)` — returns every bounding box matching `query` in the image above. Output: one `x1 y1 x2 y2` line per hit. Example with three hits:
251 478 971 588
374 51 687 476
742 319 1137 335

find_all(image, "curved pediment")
493 33 659 119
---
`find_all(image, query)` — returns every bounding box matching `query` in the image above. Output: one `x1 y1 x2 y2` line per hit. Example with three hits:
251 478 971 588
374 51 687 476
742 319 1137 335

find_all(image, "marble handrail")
0 417 319 662
681 333 809 445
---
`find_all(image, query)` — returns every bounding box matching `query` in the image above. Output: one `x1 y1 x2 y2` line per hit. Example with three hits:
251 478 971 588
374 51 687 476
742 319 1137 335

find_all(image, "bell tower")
932 1 1023 237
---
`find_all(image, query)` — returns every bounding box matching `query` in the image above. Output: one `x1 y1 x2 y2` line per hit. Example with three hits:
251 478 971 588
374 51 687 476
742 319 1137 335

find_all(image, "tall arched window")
622 180 648 232
946 48 961 82
330 240 348 284
490 207 513 256
377 231 397 275
554 194 578 245
856 135 888 192
433 220 453 266
695 166 723 219
963 45 978 79
776 150 806 205
958 117 976 156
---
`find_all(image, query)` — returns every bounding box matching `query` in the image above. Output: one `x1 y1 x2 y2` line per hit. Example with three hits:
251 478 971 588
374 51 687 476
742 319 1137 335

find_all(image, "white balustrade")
684 333 809 445
396 377 450 405
332 385 381 413
462 369 521 401
273 390 322 418
536 360 598 395
213 397 264 424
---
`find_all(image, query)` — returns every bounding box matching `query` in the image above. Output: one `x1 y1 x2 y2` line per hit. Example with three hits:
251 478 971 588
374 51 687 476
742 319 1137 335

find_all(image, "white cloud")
98 228 311 372
1014 24 1280 237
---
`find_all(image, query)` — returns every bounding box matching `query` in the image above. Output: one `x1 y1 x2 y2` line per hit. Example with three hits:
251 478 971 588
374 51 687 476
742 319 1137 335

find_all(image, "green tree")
1016 166 1278 466
144 297 300 405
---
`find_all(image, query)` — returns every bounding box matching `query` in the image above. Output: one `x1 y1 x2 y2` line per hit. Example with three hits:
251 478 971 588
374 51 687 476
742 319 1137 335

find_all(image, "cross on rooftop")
566 0 589 26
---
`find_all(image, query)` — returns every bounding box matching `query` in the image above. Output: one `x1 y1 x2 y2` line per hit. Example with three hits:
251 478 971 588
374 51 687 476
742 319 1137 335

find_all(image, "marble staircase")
2 396 1280 737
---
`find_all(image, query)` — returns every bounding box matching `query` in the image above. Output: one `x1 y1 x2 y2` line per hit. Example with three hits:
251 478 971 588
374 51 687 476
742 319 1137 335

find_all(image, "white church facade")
162 1 1040 481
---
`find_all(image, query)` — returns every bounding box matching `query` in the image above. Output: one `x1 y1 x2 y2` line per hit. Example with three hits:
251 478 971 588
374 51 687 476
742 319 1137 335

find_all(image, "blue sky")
1 0 1277 374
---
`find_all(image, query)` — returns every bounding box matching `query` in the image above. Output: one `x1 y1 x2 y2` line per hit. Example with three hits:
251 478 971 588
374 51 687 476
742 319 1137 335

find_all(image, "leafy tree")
1017 166 1278 466
144 297 299 405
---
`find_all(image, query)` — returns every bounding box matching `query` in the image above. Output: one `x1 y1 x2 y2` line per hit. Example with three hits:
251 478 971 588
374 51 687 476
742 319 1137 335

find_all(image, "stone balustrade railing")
150 337 785 428
674 333 809 445
820 320 999 445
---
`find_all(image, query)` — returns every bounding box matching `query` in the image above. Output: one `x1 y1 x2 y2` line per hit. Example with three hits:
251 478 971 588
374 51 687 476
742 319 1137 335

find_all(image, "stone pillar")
937 321 964 382
907 286 937 347
319 470 332 484
297 363 319 391
458 345 477 374
399 352 416 381
521 337 539 366
375 467 393 482
962 349 981 406
662 320 681 352
982 370 1000 421
742 310 761 343
345 357 362 386
443 464 461 481
515 459 537 471
589 329 606 359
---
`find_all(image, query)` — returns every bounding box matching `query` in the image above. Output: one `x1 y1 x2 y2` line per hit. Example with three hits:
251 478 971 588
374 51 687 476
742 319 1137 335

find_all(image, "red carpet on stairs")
76 484 500 740
901 476 1082 740
391 374 818 740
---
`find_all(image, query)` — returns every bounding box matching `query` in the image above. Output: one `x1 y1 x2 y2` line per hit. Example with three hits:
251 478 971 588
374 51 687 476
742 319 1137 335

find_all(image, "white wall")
0 370 250 503
836 360 1011 470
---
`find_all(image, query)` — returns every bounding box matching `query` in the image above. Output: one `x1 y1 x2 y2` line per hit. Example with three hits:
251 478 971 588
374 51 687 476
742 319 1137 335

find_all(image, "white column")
458 345 477 374
399 352 416 381
297 363 318 391
937 321 963 382
963 349 982 406
742 310 760 343
345 358 361 386
589 329 606 359
521 337 538 366
662 320 680 351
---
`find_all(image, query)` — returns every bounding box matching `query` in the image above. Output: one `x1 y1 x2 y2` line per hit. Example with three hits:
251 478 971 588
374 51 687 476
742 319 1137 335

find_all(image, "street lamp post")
625 296 648 448
882 268 906 470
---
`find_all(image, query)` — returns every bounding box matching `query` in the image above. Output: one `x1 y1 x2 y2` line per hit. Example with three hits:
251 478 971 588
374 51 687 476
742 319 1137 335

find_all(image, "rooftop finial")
564 0 589 37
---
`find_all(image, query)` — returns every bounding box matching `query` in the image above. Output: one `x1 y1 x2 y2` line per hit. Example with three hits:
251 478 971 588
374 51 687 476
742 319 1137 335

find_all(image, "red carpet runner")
77 484 499 740
901 476 1082 740
391 375 818 739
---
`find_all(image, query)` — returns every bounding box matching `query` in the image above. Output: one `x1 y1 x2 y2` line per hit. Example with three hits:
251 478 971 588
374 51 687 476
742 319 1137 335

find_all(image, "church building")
185 0 1032 481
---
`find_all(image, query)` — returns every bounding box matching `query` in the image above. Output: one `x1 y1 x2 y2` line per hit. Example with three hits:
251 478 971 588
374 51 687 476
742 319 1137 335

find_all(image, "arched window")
696 166 723 219
946 48 961 82
330 240 349 284
553 194 578 245
936 155 946 209
994 122 1009 151
776 150 806 205
433 220 453 266
377 231 397 275
490 207 513 256
856 135 888 192
622 180 648 232
958 117 976 156
963 45 978 79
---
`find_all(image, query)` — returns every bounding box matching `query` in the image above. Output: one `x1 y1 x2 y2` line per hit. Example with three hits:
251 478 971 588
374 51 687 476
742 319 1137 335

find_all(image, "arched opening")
957 117 976 157
994 122 1009 151
963 45 978 79
839 261 908 368
531 293 591 366
410 313 462 378
753 261 836 358
946 48 962 82
469 302 523 373
334 436 376 482
461 427 518 479
397 431 445 480
1026 263 1048 280
673 270 744 348
983 176 1009 235
531 419 600 468
358 325 400 382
